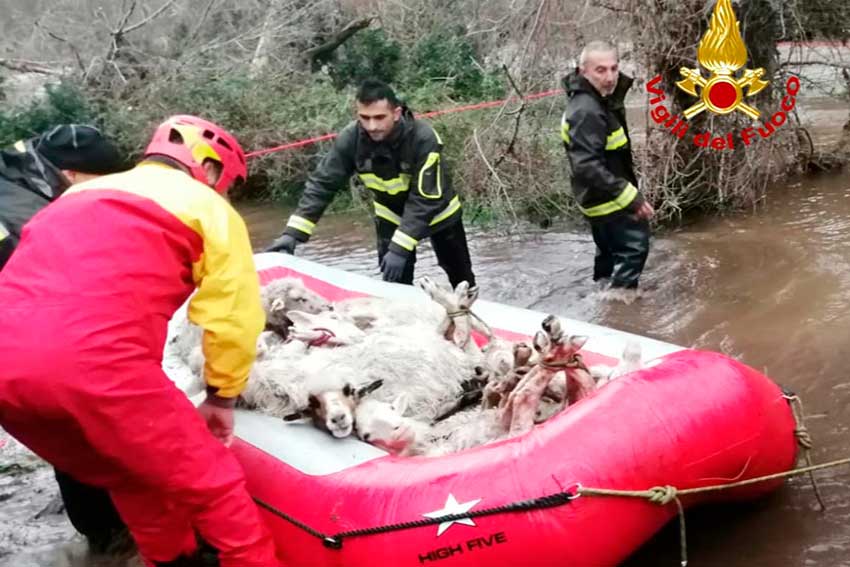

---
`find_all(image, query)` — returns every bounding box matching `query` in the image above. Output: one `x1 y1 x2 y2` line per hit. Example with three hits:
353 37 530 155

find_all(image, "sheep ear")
569 335 588 351
533 330 550 352
287 310 316 328
391 393 410 415
355 379 384 400
270 297 287 313
283 409 311 423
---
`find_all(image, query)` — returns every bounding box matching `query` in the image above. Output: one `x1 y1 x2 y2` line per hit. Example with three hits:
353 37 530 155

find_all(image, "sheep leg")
502 368 556 435
566 368 597 405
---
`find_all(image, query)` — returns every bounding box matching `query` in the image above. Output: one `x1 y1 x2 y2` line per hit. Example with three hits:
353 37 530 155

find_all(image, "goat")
499 315 596 436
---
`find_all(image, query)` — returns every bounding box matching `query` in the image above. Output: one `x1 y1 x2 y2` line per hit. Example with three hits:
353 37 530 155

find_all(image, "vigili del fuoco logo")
645 0 800 150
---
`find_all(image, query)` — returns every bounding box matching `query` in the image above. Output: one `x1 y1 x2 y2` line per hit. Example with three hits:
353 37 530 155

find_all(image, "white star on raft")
422 494 483 536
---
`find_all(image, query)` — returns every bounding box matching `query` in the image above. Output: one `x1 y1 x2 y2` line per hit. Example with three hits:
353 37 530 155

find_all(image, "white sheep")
354 394 504 456
590 340 644 386
417 277 491 359
242 311 480 439
260 276 332 337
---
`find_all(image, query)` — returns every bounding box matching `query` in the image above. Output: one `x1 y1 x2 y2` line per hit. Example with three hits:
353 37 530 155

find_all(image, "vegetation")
0 0 847 225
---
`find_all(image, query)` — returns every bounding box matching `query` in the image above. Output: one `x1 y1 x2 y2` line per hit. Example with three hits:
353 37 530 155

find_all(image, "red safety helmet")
144 115 247 194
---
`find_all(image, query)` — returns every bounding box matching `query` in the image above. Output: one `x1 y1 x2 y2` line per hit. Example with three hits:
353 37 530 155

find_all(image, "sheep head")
354 394 423 455
287 310 366 347
284 379 383 439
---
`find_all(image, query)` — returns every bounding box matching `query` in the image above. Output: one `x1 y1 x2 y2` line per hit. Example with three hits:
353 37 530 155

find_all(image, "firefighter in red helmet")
0 116 282 566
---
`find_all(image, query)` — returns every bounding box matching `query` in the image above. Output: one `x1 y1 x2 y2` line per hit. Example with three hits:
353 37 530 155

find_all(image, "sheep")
590 340 644 387
481 340 536 409
282 374 384 438
354 394 504 456
499 315 596 436
260 277 332 338
331 294 446 332
417 277 492 359
243 311 481 438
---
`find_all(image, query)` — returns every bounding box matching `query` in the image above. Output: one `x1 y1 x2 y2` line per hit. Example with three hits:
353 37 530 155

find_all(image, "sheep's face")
309 385 356 438
287 310 366 346
354 396 416 454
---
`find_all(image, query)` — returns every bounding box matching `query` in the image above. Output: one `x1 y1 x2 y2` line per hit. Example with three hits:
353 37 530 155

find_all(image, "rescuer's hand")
634 201 655 220
198 396 236 447
380 250 407 282
265 234 297 254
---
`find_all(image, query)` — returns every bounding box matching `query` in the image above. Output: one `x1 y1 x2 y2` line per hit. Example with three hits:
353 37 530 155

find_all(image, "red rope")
245 88 564 159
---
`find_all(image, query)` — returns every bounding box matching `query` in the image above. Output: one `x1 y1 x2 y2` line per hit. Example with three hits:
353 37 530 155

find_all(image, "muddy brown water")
3 108 850 566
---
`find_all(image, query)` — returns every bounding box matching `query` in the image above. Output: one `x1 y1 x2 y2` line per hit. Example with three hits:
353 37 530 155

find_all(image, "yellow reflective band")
430 195 461 226
286 215 315 236
561 122 571 144
13 140 25 152
358 173 411 195
391 230 418 251
579 183 638 217
605 127 628 150
374 202 402 225
418 152 442 199
0 222 8 240
432 128 443 145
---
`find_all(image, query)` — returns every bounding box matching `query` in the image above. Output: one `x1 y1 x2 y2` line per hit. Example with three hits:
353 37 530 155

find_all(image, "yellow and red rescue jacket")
0 162 263 399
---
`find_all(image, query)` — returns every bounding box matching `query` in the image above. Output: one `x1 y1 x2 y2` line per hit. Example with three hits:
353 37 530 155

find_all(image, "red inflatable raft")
178 254 798 567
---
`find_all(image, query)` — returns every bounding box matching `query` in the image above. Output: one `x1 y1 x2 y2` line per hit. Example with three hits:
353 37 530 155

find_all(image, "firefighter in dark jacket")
561 41 654 296
0 125 126 269
266 79 476 288
0 124 130 551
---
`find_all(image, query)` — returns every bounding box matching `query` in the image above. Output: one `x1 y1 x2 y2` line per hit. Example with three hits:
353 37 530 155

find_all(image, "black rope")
253 490 576 550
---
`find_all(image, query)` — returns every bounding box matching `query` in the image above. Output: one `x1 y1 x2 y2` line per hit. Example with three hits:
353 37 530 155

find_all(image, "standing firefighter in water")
561 41 654 299
266 79 476 288
0 116 281 567
0 124 126 270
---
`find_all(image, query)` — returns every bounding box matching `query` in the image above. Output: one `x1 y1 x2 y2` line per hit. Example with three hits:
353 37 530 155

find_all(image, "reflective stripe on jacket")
561 71 644 220
282 109 462 257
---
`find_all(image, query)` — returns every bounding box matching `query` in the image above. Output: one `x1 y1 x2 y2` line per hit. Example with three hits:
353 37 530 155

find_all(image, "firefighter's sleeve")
566 108 644 212
282 126 357 242
387 127 449 258
187 198 265 400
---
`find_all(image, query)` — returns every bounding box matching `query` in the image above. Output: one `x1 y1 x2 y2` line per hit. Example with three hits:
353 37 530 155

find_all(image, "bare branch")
34 21 87 75
0 58 63 76
123 0 178 35
303 16 376 62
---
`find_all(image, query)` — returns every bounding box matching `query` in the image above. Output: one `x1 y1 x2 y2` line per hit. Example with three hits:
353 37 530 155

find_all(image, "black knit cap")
34 125 127 174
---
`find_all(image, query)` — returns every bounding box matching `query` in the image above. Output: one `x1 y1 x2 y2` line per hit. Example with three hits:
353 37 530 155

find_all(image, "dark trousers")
376 219 476 288
589 214 650 289
54 468 127 551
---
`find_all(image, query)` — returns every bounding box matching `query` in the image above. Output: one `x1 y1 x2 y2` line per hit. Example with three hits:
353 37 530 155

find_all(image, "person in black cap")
0 124 130 553
0 124 127 269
